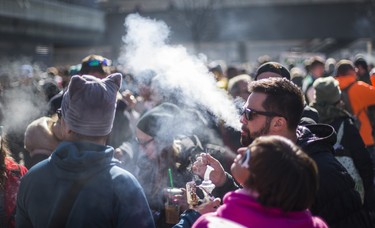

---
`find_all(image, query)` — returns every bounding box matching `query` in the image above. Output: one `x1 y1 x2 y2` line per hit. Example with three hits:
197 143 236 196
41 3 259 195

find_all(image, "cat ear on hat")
68 75 88 98
105 73 122 90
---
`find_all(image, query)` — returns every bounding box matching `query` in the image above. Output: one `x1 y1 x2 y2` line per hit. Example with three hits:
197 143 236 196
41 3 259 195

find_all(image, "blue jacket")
16 141 155 228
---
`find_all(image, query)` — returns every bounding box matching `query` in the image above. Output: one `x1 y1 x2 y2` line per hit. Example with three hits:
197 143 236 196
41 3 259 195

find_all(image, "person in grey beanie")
16 73 155 228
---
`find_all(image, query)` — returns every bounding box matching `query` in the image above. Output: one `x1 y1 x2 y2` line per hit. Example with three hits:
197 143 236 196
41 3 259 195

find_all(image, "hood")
217 190 318 228
296 124 336 156
50 141 117 180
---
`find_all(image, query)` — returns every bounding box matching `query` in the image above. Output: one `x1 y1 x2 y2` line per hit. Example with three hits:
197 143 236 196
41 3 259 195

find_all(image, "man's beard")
240 117 272 146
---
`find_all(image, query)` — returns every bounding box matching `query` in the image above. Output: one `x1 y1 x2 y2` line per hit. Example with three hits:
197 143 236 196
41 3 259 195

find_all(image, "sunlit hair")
244 135 318 212
248 78 304 130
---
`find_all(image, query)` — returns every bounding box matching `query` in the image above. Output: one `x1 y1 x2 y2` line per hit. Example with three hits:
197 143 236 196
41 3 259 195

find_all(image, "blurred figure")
302 56 325 104
324 57 336 77
370 68 375 86
354 55 372 86
290 67 304 89
0 127 28 228
208 61 227 90
16 73 154 227
225 65 240 80
135 102 223 228
334 60 375 150
227 74 252 102
193 136 327 228
79 54 111 79
311 77 375 212
23 115 62 168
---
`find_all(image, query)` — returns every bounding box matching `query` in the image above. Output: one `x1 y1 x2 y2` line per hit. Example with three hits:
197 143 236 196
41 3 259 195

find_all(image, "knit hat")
61 73 122 136
136 103 181 138
313 76 341 105
255 62 290 80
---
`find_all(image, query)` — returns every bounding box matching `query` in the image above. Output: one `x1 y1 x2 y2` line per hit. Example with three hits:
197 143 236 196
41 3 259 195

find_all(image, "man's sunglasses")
241 107 285 121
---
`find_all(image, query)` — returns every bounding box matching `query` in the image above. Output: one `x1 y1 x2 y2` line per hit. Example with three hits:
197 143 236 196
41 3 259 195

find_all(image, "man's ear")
270 117 287 132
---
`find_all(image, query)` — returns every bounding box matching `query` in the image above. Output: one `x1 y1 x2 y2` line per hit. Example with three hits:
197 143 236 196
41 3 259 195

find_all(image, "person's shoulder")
109 165 141 185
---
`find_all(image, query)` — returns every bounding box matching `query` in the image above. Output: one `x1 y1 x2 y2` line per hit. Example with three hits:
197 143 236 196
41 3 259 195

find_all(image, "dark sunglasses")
56 108 62 120
241 107 285 121
136 137 154 147
87 58 111 67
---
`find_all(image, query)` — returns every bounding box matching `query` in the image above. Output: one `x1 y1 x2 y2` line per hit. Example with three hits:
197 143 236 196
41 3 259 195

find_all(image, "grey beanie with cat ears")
61 73 122 136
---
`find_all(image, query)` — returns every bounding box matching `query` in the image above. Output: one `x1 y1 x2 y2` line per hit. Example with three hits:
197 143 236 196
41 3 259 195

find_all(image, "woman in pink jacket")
193 135 327 228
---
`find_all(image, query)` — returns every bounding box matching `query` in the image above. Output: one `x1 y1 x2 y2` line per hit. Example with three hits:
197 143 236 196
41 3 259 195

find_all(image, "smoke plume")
118 14 241 131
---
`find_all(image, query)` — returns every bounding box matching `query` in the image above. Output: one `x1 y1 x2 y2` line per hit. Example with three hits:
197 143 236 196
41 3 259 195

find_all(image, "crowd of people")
0 52 374 228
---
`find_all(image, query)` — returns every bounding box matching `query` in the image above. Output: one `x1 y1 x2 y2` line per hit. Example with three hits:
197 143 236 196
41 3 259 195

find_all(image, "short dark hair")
249 78 304 130
335 59 355 77
245 135 318 212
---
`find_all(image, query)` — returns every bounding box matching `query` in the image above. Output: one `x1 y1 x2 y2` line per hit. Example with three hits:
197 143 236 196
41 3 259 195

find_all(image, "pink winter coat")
193 190 328 228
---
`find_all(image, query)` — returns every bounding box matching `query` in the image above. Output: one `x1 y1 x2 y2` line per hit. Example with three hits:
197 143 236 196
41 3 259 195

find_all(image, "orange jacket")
336 74 375 146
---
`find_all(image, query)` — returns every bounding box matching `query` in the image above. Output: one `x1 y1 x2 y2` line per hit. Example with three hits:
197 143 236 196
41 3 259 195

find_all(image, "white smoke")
118 14 241 131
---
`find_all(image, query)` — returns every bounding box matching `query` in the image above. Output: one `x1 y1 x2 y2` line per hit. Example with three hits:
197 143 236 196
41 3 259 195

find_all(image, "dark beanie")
136 103 181 138
313 76 341 105
255 62 290 80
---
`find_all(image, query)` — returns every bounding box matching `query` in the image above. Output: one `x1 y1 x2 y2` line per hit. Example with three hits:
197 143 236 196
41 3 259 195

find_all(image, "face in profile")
240 92 272 146
136 128 157 160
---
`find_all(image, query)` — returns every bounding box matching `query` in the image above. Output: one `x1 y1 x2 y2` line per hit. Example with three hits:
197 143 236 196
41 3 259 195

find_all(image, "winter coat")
335 74 375 146
193 190 327 228
297 124 373 227
1 157 27 228
16 141 154 228
312 102 375 210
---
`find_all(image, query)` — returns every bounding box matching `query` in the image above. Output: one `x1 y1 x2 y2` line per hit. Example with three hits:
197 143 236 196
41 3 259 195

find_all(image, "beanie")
61 73 122 136
255 62 290 80
136 103 181 138
313 76 341 105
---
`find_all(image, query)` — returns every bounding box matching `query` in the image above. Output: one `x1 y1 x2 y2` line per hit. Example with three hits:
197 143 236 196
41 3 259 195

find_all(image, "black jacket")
297 124 373 228
329 117 375 210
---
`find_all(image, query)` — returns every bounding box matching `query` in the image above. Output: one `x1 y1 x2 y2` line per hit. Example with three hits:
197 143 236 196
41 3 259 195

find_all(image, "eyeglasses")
87 58 111 67
56 108 62 120
240 148 251 168
136 137 154 147
241 107 284 121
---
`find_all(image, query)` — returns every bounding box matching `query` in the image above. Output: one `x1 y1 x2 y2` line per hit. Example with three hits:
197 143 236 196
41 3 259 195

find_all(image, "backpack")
333 121 364 203
341 81 361 129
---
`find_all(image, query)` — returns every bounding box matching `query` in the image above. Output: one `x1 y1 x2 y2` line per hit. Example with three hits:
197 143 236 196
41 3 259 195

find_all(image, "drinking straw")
168 168 174 188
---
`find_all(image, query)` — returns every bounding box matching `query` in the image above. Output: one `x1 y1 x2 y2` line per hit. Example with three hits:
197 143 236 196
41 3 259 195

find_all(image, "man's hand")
192 153 227 187
194 198 221 215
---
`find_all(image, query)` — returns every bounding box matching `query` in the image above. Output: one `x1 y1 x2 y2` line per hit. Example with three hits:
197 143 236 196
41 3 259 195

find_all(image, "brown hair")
249 78 304 130
244 135 318 212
